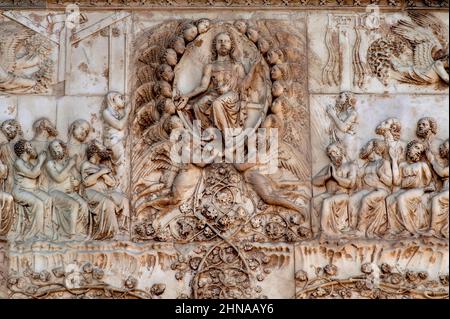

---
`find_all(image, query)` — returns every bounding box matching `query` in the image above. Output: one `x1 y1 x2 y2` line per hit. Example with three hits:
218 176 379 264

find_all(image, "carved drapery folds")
313 94 449 241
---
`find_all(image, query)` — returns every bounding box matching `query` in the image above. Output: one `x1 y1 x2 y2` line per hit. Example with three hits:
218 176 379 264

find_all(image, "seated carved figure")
0 159 14 237
80 140 129 240
312 142 357 240
176 32 245 131
12 139 53 241
0 119 24 193
425 139 449 238
46 139 89 240
386 140 433 237
349 139 392 238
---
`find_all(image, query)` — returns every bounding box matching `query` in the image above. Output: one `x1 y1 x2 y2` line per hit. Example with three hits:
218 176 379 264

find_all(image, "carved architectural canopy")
0 0 448 300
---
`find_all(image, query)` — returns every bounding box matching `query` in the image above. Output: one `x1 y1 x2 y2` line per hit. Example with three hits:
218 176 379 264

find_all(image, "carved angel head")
271 80 287 97
196 18 211 34
182 23 198 42
153 80 172 99
416 117 437 139
257 38 271 54
157 64 175 83
267 48 285 65
162 48 178 67
169 36 186 56
270 64 288 81
246 27 259 43
233 20 247 34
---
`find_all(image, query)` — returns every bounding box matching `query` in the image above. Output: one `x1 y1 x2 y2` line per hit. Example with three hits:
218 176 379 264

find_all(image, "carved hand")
38 151 47 163
426 149 435 163
176 96 190 110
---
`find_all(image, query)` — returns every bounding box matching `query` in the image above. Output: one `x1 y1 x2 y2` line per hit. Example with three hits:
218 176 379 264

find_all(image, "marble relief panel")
294 240 449 299
0 3 448 300
311 94 450 175
129 14 311 245
0 13 58 95
308 11 449 94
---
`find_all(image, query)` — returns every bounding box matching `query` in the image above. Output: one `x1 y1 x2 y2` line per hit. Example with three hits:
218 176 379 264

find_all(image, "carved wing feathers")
278 142 308 180
408 12 449 48
133 140 173 182
391 20 433 45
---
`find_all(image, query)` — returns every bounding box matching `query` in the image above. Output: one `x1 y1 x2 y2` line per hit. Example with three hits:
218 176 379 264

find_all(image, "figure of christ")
176 32 260 133
80 140 129 240
386 140 433 237
12 140 53 241
349 139 392 239
312 142 358 240
46 139 89 240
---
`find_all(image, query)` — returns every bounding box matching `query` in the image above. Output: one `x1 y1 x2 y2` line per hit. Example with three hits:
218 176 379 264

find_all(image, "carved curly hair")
406 140 425 160
376 118 402 141
13 139 27 158
33 117 58 137
86 140 111 161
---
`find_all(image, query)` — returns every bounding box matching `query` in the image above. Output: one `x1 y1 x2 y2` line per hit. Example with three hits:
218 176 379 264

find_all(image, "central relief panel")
131 18 309 243
129 18 308 298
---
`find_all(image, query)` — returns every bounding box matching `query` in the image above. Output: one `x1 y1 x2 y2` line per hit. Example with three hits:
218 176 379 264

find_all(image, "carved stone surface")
0 2 448 299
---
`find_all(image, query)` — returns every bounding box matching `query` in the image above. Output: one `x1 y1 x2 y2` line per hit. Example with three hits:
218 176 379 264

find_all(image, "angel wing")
278 141 309 180
134 82 156 108
408 12 448 49
0 22 34 72
132 101 160 134
132 140 174 187
391 13 446 69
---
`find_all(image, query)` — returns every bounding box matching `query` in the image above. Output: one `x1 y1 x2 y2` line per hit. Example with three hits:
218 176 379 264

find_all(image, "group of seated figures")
313 111 449 241
0 94 130 242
